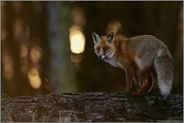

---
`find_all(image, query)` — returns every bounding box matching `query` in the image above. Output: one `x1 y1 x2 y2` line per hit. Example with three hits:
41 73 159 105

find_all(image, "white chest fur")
104 58 123 68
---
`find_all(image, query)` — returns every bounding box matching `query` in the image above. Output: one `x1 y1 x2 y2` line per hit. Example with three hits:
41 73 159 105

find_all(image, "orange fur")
92 32 173 99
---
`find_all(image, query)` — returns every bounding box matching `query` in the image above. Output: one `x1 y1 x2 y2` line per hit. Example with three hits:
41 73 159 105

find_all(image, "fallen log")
1 92 183 122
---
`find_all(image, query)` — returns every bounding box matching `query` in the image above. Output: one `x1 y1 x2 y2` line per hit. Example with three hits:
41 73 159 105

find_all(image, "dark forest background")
1 1 183 97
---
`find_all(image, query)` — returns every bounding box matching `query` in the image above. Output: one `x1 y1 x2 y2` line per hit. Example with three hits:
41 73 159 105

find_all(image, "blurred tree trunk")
2 2 50 96
47 2 77 93
174 3 183 93
3 2 29 96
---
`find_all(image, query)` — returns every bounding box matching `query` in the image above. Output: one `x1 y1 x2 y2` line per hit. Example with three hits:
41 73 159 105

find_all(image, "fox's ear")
107 32 115 43
92 32 100 44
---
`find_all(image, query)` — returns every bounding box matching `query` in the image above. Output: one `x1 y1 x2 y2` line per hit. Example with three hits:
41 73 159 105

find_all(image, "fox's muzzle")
98 55 105 60
98 55 102 60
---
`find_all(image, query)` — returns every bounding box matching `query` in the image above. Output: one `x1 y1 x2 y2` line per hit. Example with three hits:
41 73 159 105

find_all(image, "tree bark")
1 92 183 122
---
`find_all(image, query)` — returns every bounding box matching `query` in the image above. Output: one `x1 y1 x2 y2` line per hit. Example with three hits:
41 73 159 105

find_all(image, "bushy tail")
154 51 174 99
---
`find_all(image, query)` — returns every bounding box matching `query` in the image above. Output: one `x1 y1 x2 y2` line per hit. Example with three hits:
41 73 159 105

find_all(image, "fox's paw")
124 87 130 93
132 91 142 96
146 90 152 95
131 91 137 96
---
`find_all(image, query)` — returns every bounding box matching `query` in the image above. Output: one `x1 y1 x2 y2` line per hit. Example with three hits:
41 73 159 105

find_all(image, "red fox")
92 32 174 99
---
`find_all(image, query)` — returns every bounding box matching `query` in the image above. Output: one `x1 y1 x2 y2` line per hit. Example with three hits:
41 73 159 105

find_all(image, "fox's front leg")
133 67 141 91
124 66 134 93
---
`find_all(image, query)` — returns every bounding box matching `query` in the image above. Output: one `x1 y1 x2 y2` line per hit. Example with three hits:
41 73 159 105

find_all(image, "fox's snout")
98 55 105 60
98 55 102 60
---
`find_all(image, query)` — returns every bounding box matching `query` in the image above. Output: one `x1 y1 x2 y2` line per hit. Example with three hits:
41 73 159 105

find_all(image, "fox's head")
92 32 116 60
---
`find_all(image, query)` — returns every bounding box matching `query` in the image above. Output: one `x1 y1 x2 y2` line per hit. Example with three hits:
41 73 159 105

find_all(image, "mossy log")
1 92 183 122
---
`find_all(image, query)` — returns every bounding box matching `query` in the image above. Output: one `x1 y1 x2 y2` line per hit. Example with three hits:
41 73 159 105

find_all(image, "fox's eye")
97 47 100 53
104 47 109 51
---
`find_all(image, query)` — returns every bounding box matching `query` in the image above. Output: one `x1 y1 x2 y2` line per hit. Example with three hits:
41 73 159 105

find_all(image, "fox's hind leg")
147 69 157 94
134 67 150 96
